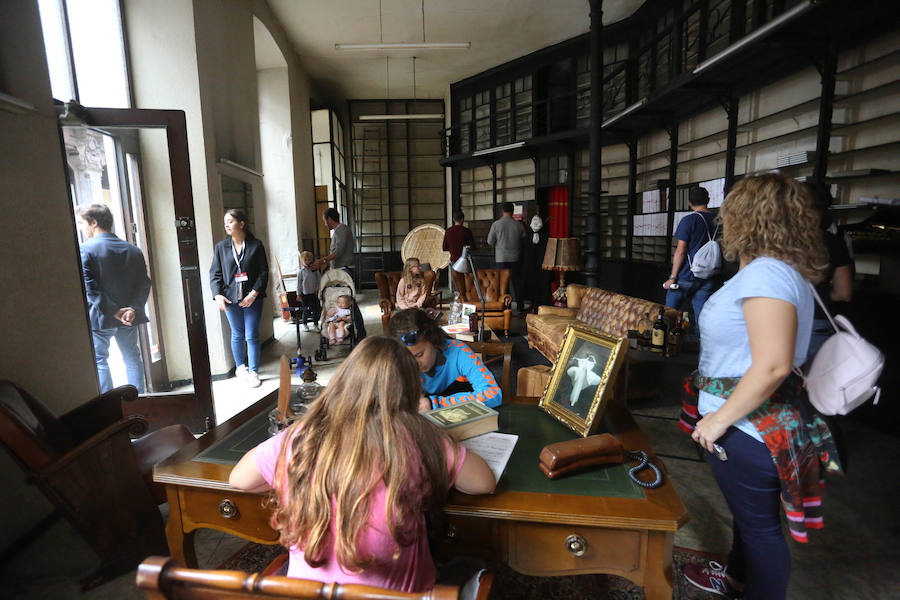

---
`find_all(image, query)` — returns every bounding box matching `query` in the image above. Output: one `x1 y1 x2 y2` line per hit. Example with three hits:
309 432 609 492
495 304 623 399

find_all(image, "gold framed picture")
539 324 628 437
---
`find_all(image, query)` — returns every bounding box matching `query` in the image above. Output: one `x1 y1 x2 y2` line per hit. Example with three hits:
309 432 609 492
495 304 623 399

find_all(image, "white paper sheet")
460 432 519 482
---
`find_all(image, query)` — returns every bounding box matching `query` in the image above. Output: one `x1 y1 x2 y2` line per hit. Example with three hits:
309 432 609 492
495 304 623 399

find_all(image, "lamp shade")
452 246 472 273
542 237 583 271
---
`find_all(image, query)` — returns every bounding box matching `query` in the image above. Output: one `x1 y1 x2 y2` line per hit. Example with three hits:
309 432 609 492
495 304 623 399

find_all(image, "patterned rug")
218 542 724 599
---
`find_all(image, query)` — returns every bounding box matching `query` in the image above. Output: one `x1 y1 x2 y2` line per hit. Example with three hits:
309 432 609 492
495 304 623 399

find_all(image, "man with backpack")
663 187 720 320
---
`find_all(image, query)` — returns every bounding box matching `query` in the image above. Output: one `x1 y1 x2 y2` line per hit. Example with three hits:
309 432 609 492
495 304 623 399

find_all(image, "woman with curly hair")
228 336 495 591
681 173 843 600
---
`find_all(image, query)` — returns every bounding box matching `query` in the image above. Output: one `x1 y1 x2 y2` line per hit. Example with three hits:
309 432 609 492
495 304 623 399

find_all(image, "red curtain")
548 185 569 238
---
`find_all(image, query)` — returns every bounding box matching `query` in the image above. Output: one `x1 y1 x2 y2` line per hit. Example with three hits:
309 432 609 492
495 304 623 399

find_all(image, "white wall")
0 0 96 553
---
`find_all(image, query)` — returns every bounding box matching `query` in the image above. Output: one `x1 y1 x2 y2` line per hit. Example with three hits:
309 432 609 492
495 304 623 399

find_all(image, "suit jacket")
209 234 269 304
80 233 151 331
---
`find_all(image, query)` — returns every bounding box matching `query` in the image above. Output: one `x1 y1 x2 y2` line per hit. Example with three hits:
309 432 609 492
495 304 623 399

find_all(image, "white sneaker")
303 324 310 332
235 364 249 380
247 371 261 388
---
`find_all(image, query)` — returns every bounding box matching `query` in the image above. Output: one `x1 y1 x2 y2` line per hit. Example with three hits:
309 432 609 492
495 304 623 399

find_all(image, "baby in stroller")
314 268 357 362
325 295 353 345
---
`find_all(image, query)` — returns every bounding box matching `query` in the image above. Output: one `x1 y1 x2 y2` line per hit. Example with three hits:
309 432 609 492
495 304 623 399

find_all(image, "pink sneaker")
683 561 740 598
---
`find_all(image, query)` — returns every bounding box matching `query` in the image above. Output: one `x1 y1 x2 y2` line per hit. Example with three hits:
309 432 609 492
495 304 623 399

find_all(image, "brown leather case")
539 452 624 479
539 433 624 470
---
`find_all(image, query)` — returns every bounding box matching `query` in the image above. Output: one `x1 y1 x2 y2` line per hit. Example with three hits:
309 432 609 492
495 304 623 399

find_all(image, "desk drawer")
178 487 279 543
507 522 645 576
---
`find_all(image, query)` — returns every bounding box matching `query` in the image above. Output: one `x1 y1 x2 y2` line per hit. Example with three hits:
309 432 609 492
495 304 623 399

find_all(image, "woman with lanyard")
210 209 269 388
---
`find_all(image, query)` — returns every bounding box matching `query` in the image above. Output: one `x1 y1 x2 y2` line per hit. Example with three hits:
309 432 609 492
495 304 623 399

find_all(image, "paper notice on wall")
513 203 524 221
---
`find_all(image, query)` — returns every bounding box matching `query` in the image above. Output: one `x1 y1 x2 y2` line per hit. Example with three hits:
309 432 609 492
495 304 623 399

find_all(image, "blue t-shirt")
697 257 813 442
674 211 718 282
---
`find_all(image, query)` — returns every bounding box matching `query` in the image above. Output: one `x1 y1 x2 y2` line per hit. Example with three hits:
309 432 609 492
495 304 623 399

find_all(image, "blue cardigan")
423 339 502 409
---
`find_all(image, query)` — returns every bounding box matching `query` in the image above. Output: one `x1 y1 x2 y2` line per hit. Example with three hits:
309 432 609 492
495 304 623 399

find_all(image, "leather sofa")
451 269 513 337
526 283 680 362
375 269 438 333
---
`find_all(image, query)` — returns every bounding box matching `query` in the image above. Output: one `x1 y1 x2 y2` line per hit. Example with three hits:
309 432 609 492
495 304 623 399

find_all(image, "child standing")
325 294 353 345
228 336 495 592
395 257 428 310
296 251 322 331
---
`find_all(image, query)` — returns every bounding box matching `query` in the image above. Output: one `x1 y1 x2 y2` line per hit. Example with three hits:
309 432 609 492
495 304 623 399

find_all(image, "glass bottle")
668 314 683 357
681 311 691 334
651 307 668 353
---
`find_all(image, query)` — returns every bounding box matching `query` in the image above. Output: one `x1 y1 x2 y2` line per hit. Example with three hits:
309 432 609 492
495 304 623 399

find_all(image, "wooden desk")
154 395 686 599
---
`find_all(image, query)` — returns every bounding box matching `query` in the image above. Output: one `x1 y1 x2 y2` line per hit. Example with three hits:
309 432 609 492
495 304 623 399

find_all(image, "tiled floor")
3 290 899 598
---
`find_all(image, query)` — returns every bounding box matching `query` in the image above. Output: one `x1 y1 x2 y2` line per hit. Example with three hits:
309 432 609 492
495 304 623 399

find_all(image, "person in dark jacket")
210 209 269 388
76 204 151 393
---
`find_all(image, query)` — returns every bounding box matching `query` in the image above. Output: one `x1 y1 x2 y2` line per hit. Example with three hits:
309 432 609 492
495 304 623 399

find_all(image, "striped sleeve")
430 340 502 409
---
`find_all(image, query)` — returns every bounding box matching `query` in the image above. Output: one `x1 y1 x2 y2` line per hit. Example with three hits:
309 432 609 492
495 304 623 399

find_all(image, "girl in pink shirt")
229 336 495 593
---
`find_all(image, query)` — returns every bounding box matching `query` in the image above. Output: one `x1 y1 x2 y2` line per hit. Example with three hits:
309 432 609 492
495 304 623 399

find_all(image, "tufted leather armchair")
451 268 513 337
375 270 438 333
526 283 680 363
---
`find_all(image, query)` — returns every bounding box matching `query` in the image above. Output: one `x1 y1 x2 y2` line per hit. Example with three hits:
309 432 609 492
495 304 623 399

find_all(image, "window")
474 90 491 150
38 0 131 107
458 95 473 153
495 83 512 146
514 76 533 141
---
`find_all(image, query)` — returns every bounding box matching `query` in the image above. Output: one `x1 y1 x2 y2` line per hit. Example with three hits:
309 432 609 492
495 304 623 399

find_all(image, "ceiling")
263 0 645 102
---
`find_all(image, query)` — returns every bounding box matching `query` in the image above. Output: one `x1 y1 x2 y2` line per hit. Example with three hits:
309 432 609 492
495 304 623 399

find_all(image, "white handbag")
803 283 883 416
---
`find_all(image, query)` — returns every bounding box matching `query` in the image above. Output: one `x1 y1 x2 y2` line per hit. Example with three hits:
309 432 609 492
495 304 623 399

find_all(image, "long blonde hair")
720 173 826 282
271 336 457 571
401 257 424 288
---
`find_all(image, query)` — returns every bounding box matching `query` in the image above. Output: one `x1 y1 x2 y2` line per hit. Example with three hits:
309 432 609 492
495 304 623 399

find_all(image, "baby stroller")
314 268 357 361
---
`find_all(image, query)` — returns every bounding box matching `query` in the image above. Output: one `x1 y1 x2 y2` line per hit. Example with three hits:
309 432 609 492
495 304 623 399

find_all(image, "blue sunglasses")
400 329 421 346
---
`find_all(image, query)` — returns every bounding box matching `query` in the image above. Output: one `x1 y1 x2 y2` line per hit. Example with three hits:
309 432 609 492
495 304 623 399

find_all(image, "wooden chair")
451 269 513 337
272 255 305 347
137 555 493 600
465 340 514 403
375 270 439 333
0 381 194 588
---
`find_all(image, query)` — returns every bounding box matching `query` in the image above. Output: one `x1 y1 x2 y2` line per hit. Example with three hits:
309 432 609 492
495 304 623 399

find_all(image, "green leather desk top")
193 402 641 500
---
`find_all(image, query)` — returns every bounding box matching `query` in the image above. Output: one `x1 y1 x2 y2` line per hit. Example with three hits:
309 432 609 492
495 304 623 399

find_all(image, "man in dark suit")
75 204 151 393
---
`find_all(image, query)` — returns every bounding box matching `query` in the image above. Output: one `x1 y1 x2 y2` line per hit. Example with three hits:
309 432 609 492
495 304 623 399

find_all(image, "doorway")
61 106 213 432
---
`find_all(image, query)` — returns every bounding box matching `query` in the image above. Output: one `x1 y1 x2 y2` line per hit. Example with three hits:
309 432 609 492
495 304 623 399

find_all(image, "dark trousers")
299 293 321 325
705 427 790 600
496 260 523 312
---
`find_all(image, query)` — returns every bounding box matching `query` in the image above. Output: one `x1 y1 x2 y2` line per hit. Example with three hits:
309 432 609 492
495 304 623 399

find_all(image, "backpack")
803 283 883 415
687 212 722 279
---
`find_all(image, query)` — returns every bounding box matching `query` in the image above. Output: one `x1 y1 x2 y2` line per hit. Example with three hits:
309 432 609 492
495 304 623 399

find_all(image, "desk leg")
643 531 675 600
164 485 197 567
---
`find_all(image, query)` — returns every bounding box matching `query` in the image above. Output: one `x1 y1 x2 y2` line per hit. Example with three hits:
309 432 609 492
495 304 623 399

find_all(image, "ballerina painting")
540 324 628 437
566 354 602 409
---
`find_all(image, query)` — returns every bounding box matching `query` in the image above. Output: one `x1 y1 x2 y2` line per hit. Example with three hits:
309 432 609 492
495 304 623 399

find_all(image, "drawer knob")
445 524 458 541
218 499 239 519
565 534 587 557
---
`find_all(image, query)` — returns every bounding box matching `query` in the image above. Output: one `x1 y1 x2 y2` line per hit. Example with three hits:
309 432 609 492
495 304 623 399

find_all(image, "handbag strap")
807 281 838 332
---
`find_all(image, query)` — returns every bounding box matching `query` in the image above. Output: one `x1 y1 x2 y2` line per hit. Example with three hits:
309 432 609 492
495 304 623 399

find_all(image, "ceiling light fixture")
358 114 444 120
336 42 470 51
336 1 469 51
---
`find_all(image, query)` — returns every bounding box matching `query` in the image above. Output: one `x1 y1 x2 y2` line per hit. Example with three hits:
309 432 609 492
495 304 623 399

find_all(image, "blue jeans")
706 427 789 600
807 317 833 364
495 260 523 311
224 301 263 373
666 277 714 321
92 326 145 394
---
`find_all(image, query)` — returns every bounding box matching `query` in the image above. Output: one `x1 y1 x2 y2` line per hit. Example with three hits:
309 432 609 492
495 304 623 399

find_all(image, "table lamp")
542 237 583 304
451 245 486 341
